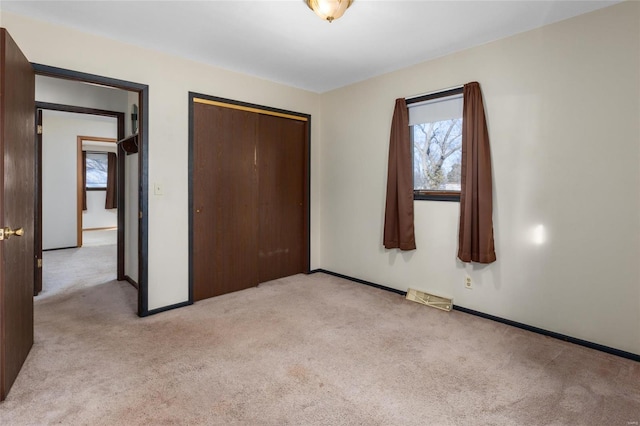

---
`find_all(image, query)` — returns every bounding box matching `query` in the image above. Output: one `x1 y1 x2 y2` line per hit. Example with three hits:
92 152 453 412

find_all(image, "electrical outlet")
465 276 472 289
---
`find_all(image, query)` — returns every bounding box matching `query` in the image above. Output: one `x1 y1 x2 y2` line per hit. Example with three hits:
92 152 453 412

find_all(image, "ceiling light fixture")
305 0 354 23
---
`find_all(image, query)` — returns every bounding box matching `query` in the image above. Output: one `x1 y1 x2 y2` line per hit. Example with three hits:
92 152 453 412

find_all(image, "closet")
191 96 309 301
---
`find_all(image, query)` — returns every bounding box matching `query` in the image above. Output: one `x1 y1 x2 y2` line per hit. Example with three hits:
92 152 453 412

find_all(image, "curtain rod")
405 84 464 101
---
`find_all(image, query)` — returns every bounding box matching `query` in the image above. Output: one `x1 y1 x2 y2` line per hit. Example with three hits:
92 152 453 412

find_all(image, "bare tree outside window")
86 152 109 189
413 118 462 192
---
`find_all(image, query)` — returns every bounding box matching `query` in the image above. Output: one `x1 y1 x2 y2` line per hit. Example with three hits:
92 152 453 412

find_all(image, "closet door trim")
193 97 309 122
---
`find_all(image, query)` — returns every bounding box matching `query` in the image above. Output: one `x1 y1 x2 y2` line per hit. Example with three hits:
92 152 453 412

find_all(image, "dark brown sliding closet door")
257 115 306 283
193 103 258 300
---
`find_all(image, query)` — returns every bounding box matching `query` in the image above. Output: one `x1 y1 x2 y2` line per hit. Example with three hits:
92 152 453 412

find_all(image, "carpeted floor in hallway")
1 273 639 425
39 240 117 299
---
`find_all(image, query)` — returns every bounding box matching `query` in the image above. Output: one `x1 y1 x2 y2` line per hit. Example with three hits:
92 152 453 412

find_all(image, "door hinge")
139 211 143 219
37 125 43 135
37 258 43 268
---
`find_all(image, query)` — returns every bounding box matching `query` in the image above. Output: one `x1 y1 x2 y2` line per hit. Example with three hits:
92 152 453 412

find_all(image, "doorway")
36 103 123 286
36 107 122 299
76 136 118 249
32 64 150 316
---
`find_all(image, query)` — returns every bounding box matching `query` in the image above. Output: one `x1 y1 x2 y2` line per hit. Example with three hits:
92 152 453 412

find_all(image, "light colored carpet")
2 273 639 425
39 244 117 299
82 229 117 247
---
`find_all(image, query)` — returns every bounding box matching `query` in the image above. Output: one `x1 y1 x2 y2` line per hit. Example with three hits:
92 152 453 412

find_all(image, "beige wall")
2 2 638 355
41 111 118 250
320 1 640 354
0 11 322 310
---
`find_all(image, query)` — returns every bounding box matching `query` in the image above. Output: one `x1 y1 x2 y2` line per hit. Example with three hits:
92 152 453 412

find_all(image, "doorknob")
0 227 24 241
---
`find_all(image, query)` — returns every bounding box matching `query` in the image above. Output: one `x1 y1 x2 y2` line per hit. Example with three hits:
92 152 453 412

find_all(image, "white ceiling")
1 1 620 93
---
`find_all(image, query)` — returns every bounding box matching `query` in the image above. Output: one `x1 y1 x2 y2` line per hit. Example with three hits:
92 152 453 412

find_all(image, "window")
408 87 463 201
85 151 109 190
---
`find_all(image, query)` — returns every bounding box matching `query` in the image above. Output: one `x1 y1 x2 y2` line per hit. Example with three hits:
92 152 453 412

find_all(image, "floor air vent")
406 289 452 312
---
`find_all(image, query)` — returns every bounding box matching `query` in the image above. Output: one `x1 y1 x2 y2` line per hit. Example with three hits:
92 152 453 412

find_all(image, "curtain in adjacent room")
105 152 117 209
82 151 87 211
458 82 496 263
383 98 416 250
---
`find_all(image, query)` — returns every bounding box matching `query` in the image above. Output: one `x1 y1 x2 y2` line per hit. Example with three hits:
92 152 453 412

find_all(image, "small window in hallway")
85 151 108 189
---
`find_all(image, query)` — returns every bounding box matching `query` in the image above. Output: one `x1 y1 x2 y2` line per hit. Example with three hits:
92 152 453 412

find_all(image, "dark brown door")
257 114 306 282
0 28 36 401
193 103 259 300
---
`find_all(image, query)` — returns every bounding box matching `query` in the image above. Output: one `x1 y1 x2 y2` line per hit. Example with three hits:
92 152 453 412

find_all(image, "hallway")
37 229 116 300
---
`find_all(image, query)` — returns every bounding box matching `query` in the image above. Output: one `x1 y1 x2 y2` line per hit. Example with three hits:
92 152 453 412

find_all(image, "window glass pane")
86 152 108 188
410 92 463 193
412 118 462 191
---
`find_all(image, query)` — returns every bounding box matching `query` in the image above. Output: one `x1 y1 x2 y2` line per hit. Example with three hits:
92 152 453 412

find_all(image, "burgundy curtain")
105 152 117 209
82 151 87 211
458 82 496 263
383 98 416 250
